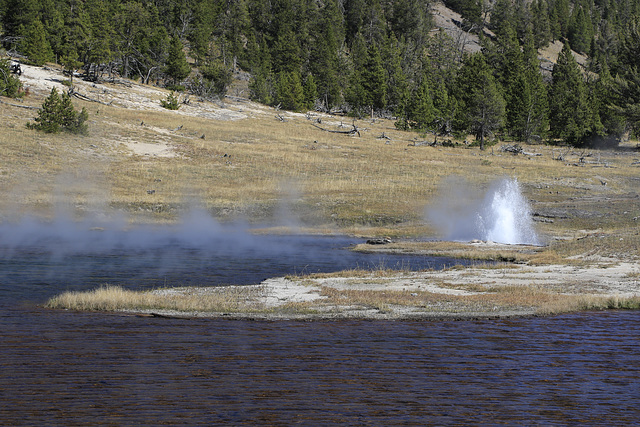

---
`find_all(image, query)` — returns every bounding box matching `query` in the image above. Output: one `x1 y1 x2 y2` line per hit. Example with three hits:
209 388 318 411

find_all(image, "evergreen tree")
274 70 304 111
490 0 515 40
27 87 88 134
431 78 456 136
455 53 506 149
360 0 387 45
427 29 462 84
195 61 233 99
387 0 432 47
383 33 409 115
217 0 250 69
609 19 640 133
303 73 318 110
114 2 169 82
0 59 23 98
584 73 605 142
530 0 552 48
344 0 366 44
445 0 483 29
408 74 435 131
165 35 191 85
309 1 343 110
271 26 302 74
551 0 571 39
513 0 532 41
521 33 549 141
358 42 387 115
3 0 39 36
85 0 116 80
499 28 530 140
21 18 53 66
548 42 590 144
248 37 274 106
568 2 594 54
161 91 180 110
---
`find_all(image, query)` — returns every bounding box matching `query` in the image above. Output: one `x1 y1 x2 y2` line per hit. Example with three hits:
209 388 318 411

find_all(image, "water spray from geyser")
427 177 540 245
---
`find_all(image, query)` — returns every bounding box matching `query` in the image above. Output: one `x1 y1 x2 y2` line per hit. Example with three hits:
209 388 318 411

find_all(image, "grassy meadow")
3 76 640 257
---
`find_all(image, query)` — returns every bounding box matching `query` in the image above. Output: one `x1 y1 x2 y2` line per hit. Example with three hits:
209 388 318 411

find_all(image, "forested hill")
1 0 639 147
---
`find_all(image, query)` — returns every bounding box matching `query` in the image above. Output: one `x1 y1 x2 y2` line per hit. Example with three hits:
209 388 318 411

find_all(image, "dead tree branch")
68 87 113 105
311 122 360 137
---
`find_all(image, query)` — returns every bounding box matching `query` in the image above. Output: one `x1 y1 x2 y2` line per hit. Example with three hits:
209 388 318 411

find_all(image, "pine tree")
609 19 640 134
161 91 180 110
303 73 318 110
114 2 169 82
549 42 589 145
218 0 250 69
0 59 23 98
500 28 530 140
272 26 302 74
522 33 549 141
165 35 191 85
551 0 571 39
85 0 115 80
568 2 593 54
455 53 506 149
490 0 515 40
309 1 343 110
248 37 274 106
27 87 88 134
3 0 40 36
431 78 456 136
21 18 53 66
383 33 409 115
530 0 552 48
351 42 387 116
275 70 304 111
408 74 435 130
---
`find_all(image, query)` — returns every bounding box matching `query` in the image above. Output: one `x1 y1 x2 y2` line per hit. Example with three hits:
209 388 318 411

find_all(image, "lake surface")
1 231 639 425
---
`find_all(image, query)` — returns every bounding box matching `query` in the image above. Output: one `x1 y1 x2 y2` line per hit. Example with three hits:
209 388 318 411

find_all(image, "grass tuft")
45 284 269 313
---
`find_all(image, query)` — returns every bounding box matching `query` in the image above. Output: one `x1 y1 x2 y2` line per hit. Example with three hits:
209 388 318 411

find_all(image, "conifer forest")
1 0 640 147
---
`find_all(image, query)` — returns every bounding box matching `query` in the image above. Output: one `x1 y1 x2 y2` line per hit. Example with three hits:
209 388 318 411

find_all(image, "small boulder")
366 237 392 245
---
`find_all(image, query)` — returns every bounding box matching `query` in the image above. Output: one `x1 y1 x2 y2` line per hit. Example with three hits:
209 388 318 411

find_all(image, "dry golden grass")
315 283 640 316
45 284 271 313
45 284 322 316
3 71 640 260
44 281 640 318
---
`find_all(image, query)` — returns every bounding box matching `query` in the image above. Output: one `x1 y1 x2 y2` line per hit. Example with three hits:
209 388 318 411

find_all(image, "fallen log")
409 140 437 147
69 88 113 105
0 99 39 110
500 143 542 156
311 122 360 137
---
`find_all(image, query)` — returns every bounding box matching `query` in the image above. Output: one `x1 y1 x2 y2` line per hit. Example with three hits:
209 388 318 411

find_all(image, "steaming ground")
427 177 540 245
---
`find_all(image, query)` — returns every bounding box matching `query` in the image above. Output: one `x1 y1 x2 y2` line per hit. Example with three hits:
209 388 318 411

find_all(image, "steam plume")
427 177 539 245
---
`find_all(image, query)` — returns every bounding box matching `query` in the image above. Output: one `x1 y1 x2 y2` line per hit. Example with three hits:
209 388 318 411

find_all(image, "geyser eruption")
427 177 539 245
477 178 539 244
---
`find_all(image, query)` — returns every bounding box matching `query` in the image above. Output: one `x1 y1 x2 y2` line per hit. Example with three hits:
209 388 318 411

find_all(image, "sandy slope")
16 63 272 158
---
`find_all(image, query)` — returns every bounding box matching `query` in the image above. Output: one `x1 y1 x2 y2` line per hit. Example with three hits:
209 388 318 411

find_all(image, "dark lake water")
1 226 639 425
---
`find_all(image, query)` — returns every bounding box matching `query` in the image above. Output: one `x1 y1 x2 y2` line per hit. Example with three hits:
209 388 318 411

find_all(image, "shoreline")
47 257 640 321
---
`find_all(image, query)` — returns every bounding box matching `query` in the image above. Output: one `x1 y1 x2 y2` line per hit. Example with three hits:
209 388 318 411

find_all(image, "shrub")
0 59 23 98
26 87 88 134
161 91 180 110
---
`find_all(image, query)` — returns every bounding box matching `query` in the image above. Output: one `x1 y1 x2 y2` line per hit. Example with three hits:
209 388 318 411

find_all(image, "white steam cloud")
426 177 539 245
